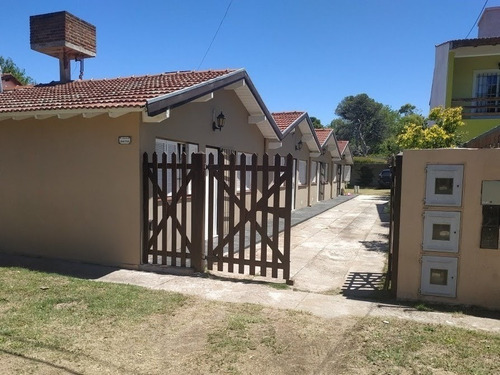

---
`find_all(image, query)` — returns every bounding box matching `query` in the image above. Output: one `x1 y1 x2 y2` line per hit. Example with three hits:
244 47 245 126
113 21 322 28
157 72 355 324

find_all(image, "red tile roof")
0 69 236 113
314 128 333 146
271 111 305 131
337 140 349 154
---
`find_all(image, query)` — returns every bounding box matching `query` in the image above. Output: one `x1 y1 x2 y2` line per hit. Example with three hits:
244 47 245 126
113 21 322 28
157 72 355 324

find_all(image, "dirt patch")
1 293 359 375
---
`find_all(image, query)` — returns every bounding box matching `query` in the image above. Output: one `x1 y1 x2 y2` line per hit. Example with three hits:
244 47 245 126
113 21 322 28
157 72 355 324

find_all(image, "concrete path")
2 195 500 333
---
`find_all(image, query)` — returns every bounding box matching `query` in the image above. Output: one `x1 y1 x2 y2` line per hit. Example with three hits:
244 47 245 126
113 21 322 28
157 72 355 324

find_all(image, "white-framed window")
333 164 338 182
425 164 464 206
298 160 307 186
310 161 318 185
236 152 253 192
422 211 460 253
420 256 458 297
474 70 500 113
155 139 198 196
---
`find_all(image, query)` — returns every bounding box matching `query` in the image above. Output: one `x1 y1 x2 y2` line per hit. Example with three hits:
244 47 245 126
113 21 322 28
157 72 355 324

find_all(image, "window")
310 161 318 185
343 165 351 183
422 211 460 252
425 164 463 206
332 164 338 182
155 139 198 196
474 72 500 113
236 152 253 192
298 160 307 185
420 256 458 297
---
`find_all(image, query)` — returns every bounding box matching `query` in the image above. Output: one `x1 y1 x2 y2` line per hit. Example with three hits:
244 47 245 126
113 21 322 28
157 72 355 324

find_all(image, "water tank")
478 7 500 38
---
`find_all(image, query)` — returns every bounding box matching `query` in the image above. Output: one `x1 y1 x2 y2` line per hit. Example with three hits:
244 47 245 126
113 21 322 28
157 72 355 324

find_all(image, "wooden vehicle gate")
142 152 293 282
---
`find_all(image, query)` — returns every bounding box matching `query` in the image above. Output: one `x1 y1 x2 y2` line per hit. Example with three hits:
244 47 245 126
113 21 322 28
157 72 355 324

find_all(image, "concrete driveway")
289 195 388 294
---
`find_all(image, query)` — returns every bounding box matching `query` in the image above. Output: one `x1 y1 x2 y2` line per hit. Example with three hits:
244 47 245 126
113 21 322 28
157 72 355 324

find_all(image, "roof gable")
314 128 341 160
314 128 332 146
271 111 305 132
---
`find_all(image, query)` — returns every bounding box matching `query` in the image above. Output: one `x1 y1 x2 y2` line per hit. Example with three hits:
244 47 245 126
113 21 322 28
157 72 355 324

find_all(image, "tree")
310 116 323 129
396 106 465 149
0 56 35 85
381 104 425 156
398 103 417 116
330 94 392 156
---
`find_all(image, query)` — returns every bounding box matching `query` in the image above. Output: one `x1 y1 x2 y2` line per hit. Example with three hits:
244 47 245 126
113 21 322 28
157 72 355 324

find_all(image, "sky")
1 0 498 125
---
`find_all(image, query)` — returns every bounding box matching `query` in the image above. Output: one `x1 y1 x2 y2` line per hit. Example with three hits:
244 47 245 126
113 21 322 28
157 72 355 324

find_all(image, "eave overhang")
320 131 342 161
445 37 500 58
280 112 321 153
146 68 281 141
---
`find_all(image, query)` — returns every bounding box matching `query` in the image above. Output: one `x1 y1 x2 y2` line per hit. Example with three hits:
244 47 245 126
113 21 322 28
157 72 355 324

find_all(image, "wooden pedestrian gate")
142 151 294 282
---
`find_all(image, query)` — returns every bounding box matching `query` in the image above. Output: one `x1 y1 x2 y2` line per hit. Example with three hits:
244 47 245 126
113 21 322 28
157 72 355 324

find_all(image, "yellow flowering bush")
396 106 465 149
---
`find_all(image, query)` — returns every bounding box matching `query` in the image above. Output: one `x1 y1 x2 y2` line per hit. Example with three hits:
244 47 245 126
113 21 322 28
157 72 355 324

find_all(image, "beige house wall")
140 90 265 156
267 127 313 210
0 113 142 267
312 152 336 201
397 148 500 310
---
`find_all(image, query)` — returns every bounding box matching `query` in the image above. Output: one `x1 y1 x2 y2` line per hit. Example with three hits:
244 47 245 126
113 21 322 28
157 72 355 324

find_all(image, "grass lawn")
346 187 391 196
1 267 499 374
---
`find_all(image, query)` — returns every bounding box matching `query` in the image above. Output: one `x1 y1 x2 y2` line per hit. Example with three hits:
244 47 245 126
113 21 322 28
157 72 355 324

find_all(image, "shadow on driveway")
341 271 391 300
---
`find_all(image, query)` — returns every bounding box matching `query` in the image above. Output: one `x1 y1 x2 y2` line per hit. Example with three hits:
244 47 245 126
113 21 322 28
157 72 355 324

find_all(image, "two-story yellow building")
430 6 500 140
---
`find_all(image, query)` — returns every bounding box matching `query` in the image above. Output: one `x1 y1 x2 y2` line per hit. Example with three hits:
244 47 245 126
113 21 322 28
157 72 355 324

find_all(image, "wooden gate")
142 152 205 271
206 153 293 282
142 151 293 283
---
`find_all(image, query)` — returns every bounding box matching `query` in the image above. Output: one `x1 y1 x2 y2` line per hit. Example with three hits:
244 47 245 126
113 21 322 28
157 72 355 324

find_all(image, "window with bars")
475 72 500 113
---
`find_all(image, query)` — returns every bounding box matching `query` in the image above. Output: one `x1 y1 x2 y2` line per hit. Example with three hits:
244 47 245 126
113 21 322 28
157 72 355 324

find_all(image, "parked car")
378 169 392 188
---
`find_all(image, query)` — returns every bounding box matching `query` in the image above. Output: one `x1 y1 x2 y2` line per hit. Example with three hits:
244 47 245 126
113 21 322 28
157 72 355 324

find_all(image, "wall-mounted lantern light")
320 147 327 155
295 139 303 151
212 111 226 131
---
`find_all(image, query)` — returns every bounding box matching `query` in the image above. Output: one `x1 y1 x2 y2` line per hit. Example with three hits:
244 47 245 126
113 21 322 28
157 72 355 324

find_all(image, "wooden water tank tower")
30 11 96 82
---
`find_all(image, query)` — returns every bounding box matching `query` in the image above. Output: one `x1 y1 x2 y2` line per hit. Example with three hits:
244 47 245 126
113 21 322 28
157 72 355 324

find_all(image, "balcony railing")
452 97 500 119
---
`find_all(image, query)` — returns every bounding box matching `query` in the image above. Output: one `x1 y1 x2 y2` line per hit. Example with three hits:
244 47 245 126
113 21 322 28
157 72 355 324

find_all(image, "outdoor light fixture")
295 140 303 150
321 147 327 155
212 111 226 131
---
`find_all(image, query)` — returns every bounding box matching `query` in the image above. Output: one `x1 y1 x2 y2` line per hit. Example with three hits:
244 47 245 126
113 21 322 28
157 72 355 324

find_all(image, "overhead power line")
465 0 488 39
197 0 234 70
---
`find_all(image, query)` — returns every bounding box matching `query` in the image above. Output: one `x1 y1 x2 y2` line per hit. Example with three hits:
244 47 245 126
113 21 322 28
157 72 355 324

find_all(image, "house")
0 10 357 271
335 140 353 193
269 112 351 209
1 73 23 90
0 68 288 268
393 148 500 310
271 111 321 209
430 6 500 140
313 128 343 200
